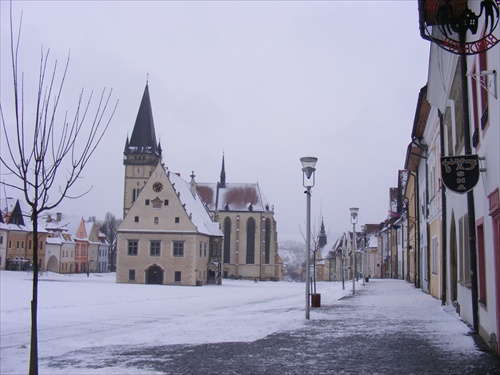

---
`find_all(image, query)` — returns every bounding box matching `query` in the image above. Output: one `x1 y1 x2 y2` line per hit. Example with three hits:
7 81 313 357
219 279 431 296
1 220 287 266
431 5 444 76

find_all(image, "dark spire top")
318 217 327 248
220 153 226 188
129 83 159 153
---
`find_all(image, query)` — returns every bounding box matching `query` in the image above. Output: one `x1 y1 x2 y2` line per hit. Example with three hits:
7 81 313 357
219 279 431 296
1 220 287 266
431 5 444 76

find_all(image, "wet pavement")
47 280 500 374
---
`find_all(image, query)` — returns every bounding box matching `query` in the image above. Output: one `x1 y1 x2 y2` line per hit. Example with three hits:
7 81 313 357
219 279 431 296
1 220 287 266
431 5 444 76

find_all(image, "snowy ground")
0 271 487 374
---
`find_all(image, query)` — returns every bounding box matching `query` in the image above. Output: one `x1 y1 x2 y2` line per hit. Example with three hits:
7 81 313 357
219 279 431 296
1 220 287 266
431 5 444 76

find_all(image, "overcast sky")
0 1 430 243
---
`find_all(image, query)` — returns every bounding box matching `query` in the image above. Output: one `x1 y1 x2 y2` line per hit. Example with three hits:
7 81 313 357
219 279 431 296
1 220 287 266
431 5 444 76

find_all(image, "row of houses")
315 1 500 356
0 198 110 274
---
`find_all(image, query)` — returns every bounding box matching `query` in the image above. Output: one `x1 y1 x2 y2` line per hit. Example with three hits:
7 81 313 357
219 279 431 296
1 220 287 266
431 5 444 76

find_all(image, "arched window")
264 218 271 264
223 217 231 263
246 218 255 264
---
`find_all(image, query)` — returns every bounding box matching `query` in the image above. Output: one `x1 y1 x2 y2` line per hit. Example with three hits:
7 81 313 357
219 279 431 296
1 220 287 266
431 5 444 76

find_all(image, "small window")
0 236 3 245
173 241 184 257
175 217 180 223
8 240 12 249
175 271 181 282
134 216 139 223
150 240 161 256
154 217 159 224
128 240 139 256
164 200 169 206
129 270 135 281
145 199 150 205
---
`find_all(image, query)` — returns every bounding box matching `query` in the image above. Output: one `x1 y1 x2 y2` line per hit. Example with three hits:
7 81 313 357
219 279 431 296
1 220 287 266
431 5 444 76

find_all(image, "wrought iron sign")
441 155 480 193
419 0 500 55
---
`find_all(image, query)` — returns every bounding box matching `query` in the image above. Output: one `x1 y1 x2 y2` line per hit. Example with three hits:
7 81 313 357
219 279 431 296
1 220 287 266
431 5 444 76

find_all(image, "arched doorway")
146 264 164 285
47 255 58 272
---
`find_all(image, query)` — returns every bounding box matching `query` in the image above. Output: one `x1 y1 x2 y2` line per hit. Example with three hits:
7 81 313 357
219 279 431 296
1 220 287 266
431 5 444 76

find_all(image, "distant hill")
278 240 305 281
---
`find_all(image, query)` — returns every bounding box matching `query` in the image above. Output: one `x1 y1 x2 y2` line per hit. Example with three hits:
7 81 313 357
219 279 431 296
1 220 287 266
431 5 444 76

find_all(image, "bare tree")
97 212 120 271
0 8 118 375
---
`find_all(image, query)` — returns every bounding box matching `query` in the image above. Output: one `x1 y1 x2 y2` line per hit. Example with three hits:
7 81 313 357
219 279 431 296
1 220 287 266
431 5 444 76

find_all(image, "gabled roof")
0 198 44 233
197 182 271 212
168 171 223 237
120 163 222 237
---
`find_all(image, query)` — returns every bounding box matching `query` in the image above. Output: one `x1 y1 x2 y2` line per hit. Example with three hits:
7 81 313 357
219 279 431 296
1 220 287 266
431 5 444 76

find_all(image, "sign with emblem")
441 155 480 193
419 0 500 55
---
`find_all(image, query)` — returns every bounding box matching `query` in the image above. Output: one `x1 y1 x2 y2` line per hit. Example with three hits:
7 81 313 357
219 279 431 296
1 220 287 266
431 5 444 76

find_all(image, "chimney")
56 212 62 221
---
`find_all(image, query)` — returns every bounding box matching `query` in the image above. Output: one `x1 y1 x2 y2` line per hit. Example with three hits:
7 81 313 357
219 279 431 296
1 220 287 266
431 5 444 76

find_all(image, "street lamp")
361 225 366 287
350 207 359 295
301 156 317 320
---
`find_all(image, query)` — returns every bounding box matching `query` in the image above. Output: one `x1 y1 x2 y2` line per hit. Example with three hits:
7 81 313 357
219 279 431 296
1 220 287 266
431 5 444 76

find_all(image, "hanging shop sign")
419 0 500 55
441 155 480 193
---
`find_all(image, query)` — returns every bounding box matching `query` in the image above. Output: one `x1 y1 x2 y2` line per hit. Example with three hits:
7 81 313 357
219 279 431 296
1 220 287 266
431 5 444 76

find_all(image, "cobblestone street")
46 280 500 374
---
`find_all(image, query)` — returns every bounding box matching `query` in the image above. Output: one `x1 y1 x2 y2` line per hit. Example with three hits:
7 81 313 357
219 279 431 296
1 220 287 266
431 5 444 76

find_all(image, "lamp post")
301 156 317 320
361 225 366 287
350 207 359 295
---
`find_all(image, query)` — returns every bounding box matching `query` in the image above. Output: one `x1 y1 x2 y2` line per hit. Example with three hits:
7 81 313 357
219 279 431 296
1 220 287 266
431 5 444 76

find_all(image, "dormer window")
152 197 162 209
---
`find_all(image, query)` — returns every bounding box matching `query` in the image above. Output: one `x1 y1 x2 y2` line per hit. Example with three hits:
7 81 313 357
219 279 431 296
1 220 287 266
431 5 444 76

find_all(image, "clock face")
152 182 163 193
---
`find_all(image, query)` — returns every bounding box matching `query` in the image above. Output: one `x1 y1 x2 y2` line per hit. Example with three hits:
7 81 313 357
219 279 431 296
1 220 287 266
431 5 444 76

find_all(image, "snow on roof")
167 171 222 237
196 182 271 212
0 198 45 233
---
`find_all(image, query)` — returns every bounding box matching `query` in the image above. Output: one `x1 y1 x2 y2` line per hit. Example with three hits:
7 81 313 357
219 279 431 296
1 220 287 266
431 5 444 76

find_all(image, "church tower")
123 83 162 218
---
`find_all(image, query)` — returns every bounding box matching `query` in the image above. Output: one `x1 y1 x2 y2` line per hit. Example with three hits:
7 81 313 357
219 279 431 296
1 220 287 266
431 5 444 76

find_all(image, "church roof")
196 182 272 212
127 84 160 154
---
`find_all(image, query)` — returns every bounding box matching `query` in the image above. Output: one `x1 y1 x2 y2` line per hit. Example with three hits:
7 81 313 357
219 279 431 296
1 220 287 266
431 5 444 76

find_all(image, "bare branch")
1 7 118 373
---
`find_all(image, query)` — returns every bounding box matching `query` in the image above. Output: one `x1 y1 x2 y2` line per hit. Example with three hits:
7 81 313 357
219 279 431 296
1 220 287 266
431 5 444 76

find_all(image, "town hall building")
116 83 281 286
116 84 223 286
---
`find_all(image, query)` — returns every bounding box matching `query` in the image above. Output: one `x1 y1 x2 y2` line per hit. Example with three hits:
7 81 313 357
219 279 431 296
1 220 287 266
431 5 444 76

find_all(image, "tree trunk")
29 214 39 375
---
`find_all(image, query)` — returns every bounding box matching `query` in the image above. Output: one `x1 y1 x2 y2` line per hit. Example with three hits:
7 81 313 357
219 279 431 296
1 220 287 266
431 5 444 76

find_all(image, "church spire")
220 153 226 188
127 83 160 156
318 217 327 248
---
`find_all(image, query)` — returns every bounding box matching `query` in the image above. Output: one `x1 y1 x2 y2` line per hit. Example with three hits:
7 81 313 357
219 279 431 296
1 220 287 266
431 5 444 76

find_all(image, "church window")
134 216 139 223
150 241 161 256
199 242 203 257
175 271 181 282
246 218 256 264
129 270 135 281
175 217 180 223
145 199 150 205
127 240 138 256
223 217 231 263
265 218 271 264
173 241 184 257
164 200 169 206
154 217 159 224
